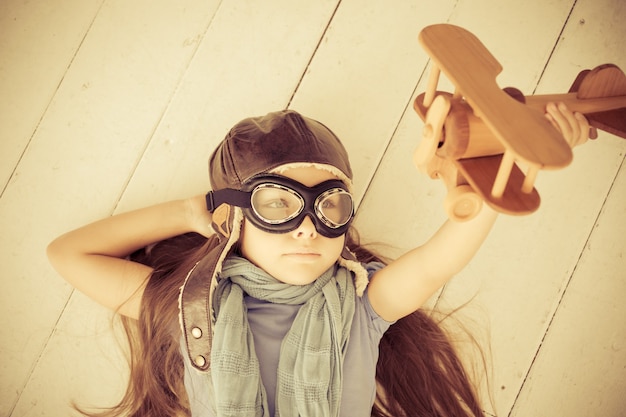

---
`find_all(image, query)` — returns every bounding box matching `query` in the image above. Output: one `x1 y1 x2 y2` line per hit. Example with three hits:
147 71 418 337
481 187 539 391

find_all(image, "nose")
292 215 318 239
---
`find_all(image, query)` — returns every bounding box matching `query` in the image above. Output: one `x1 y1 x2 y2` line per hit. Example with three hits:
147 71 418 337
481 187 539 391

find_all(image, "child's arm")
368 103 590 322
368 205 497 321
47 195 212 319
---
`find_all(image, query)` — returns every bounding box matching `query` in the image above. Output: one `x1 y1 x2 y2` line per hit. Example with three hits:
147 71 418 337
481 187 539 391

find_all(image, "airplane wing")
419 24 573 170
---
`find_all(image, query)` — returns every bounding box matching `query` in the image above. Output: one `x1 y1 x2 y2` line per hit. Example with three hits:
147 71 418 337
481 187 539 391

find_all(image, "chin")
272 265 328 286
277 273 321 286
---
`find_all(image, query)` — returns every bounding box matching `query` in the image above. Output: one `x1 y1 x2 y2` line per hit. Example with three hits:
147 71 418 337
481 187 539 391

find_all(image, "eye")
321 198 337 209
251 185 304 223
263 198 291 209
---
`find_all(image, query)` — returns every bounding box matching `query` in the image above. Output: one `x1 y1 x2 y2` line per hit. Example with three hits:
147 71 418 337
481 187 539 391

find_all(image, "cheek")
330 235 346 256
239 221 268 265
239 220 292 277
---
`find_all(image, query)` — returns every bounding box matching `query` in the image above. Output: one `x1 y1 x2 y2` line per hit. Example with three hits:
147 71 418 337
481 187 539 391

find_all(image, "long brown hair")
348 231 485 417
76 229 486 416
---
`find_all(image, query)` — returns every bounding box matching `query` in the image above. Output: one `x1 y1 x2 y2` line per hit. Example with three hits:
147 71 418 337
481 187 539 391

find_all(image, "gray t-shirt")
183 262 392 416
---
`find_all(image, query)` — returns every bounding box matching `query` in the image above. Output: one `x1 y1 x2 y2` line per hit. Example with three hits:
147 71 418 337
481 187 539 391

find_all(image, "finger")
546 102 572 139
558 102 581 145
573 111 590 147
544 111 561 134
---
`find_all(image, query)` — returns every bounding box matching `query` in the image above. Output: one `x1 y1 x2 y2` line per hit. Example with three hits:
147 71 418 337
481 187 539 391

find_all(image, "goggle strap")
206 189 251 212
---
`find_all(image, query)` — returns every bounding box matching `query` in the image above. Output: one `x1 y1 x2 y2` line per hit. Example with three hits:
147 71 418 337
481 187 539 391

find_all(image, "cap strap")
179 254 220 371
205 189 251 212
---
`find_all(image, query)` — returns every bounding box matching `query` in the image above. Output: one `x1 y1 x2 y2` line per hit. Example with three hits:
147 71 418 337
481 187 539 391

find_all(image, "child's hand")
545 102 591 148
185 194 215 237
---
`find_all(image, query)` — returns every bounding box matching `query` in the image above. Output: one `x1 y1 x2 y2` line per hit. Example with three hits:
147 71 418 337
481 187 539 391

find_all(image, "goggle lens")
315 189 353 228
251 184 304 224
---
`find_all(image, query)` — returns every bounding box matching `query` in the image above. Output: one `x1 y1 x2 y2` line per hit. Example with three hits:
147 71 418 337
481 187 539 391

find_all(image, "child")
47 104 588 417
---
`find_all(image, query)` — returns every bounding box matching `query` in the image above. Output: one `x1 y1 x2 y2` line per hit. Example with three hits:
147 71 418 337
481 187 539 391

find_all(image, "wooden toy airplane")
413 24 626 221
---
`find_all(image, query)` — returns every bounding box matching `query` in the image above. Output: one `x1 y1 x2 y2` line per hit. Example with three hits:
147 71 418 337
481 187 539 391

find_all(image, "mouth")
283 250 321 259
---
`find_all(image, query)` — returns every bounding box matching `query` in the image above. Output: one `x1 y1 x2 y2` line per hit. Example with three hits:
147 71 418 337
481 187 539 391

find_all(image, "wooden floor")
1 0 625 415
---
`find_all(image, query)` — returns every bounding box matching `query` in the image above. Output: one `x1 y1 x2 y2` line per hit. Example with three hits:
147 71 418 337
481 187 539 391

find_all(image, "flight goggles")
205 174 354 238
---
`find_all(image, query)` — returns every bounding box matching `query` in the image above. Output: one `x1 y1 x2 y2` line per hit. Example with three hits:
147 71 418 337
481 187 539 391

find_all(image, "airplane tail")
570 64 626 139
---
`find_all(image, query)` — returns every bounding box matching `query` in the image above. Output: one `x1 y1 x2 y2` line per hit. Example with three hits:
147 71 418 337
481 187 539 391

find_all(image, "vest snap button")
194 355 206 367
191 327 202 339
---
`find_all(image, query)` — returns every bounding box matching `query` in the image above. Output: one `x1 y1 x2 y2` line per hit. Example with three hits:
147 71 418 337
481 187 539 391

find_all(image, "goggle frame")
205 174 354 238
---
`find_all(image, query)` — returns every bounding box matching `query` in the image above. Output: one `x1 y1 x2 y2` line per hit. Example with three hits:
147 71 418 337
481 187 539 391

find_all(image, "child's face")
239 166 347 285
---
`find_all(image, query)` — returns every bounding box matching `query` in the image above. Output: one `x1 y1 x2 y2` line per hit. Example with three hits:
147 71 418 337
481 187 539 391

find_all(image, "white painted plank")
446 0 577 92
510 0 626 415
11 295 129 416
353 0 626 415
289 0 457 203
1 0 220 414
13 0 341 414
463 133 626 416
0 0 104 191
115 0 340 213
511 158 626 417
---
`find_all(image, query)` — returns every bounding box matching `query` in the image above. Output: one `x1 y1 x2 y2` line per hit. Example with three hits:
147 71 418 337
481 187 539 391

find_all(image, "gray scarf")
209 256 356 417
